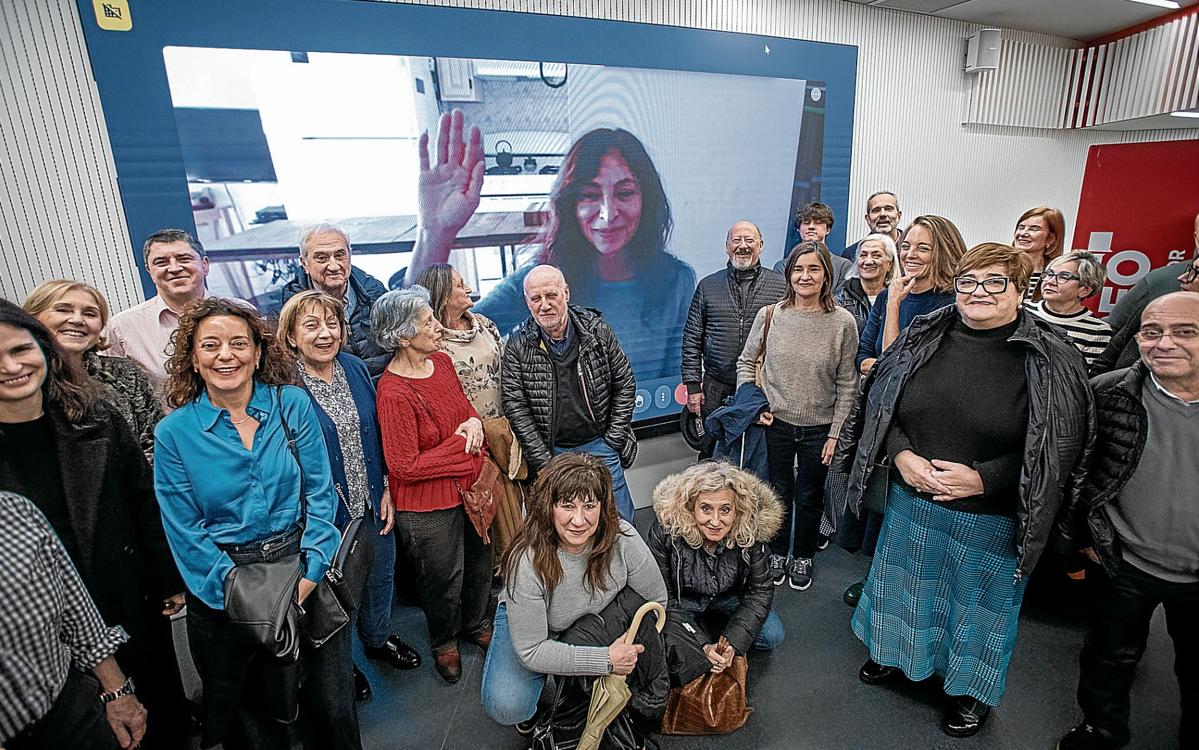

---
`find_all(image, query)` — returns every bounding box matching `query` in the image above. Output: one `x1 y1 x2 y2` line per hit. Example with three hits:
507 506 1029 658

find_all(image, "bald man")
681 221 787 457
1060 291 1199 750
500 265 638 520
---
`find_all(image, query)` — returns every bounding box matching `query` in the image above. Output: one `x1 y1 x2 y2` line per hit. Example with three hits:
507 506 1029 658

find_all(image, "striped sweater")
1025 300 1113 368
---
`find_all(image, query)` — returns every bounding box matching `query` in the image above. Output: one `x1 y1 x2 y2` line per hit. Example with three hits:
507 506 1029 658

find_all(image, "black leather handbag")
223 548 304 663
276 387 373 648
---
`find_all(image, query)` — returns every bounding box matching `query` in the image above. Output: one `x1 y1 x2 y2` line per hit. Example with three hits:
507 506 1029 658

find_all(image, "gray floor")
356 508 1184 750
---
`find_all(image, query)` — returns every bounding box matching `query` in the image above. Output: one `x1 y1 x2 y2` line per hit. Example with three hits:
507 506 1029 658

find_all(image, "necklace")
230 411 254 426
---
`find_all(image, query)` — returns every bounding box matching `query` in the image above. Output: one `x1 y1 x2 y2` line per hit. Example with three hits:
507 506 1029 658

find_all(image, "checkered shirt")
0 491 128 741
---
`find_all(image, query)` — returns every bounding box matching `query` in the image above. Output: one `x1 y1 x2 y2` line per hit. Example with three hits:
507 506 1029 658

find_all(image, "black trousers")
117 607 190 750
697 378 737 461
765 420 830 559
8 669 119 750
187 596 361 750
1077 559 1199 747
395 505 493 653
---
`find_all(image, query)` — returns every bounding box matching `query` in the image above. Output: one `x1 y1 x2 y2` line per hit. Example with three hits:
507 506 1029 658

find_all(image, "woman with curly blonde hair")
648 462 785 684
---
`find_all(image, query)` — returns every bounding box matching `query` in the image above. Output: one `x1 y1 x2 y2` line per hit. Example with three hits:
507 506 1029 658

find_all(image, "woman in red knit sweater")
372 286 491 684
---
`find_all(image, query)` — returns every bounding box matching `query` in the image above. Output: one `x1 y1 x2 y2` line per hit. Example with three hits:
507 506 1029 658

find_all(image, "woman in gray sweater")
737 240 859 593
480 452 667 728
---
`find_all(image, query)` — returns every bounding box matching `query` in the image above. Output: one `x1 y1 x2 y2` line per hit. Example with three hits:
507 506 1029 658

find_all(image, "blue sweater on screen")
854 287 956 368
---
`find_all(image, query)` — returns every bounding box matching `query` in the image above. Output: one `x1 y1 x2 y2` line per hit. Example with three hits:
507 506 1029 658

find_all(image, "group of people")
0 109 1195 750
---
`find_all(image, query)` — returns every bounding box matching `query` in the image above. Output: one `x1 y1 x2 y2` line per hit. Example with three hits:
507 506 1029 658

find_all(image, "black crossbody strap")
276 387 308 523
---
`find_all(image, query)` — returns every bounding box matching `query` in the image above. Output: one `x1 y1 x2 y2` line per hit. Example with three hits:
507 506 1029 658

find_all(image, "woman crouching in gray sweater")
480 452 667 732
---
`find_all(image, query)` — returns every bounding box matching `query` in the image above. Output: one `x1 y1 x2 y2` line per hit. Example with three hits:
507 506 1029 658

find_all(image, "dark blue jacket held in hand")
706 383 771 481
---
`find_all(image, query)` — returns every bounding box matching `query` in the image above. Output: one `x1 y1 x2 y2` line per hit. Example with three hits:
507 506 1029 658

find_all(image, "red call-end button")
673 383 689 405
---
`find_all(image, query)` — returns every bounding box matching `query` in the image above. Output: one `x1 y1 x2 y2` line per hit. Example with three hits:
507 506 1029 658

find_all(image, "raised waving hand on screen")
406 109 485 286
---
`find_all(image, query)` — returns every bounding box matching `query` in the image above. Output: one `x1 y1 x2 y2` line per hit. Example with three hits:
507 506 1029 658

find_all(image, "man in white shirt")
106 229 223 392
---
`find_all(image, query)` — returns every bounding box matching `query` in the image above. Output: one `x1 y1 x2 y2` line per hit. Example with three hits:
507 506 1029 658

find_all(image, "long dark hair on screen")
538 128 674 290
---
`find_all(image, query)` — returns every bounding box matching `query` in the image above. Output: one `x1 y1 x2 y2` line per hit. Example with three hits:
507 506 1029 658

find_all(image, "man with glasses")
1026 251 1112 368
1058 291 1199 750
681 220 787 458
1094 212 1199 374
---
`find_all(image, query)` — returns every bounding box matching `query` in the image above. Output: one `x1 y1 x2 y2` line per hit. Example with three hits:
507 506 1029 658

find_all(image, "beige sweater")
735 303 859 438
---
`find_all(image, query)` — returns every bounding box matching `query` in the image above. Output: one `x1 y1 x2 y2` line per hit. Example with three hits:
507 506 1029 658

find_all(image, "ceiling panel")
843 0 1198 41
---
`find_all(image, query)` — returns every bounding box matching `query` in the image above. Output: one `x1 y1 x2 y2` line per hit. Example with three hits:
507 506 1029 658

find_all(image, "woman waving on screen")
405 109 696 383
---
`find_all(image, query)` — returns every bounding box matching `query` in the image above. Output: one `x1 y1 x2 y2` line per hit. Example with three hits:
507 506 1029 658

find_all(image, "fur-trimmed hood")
652 464 783 550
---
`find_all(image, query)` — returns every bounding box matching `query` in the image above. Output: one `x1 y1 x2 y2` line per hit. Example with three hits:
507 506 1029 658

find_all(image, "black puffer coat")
834 306 1095 578
681 263 787 389
648 466 782 682
501 305 637 471
280 265 390 375
1056 364 1150 578
834 277 873 334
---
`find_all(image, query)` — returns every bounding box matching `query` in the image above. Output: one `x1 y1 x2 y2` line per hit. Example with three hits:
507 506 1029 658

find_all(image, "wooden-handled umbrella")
577 601 666 750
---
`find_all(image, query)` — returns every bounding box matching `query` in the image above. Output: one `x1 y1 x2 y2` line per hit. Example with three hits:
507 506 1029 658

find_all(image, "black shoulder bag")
277 388 374 648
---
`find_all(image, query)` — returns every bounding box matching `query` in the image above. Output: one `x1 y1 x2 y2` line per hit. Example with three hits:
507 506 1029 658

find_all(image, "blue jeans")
554 437 635 522
709 594 785 651
480 603 545 725
355 507 396 649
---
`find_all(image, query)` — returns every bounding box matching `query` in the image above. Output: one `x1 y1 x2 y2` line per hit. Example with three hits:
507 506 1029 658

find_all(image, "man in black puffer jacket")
279 223 391 375
681 221 787 458
1057 292 1199 750
502 265 638 520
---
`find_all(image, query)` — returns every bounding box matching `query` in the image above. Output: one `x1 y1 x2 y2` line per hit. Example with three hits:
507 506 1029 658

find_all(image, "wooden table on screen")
204 211 540 274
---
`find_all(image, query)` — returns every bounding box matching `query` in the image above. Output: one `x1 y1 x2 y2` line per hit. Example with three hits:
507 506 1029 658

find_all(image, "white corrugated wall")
2 0 1197 310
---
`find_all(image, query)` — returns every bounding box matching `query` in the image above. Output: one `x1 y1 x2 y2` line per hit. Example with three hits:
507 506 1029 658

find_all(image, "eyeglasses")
1181 264 1199 284
953 276 1011 295
1041 271 1081 284
1136 327 1199 343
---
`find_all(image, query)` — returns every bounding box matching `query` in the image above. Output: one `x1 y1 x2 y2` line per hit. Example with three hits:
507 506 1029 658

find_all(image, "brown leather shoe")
434 648 462 684
467 626 493 650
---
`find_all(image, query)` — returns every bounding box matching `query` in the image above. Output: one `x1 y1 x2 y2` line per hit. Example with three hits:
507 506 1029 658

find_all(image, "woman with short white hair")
373 286 492 684
836 233 899 333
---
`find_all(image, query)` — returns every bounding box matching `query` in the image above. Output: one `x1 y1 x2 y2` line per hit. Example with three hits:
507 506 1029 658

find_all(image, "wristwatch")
99 677 136 704
606 654 613 674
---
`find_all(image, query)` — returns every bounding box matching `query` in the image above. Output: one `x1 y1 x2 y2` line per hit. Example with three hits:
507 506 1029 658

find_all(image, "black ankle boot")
941 697 990 737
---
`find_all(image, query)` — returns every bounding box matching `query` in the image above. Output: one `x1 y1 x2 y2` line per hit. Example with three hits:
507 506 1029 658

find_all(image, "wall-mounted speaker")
965 29 1001 74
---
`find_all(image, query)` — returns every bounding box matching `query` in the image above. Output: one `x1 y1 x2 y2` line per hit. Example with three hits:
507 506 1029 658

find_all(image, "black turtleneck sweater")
885 317 1028 516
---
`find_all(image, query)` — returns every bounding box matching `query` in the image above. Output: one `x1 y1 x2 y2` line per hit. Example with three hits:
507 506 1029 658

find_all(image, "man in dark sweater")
1059 291 1199 750
501 266 638 520
681 220 787 458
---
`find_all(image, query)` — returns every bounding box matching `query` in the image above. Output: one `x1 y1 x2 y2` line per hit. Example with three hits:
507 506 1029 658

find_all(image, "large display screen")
77 0 855 423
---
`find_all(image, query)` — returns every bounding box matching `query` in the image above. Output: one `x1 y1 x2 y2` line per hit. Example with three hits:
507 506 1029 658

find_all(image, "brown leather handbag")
660 636 752 735
459 457 500 544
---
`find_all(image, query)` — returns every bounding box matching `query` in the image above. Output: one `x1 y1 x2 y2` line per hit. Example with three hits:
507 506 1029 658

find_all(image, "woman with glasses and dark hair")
405 110 696 381
736 240 859 593
1025 251 1112 368
153 298 357 750
855 215 966 376
836 243 1092 737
